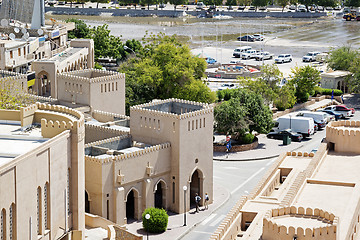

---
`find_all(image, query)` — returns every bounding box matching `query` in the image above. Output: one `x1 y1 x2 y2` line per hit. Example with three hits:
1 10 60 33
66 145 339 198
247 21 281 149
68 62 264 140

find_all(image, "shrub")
240 133 255 144
89 6 92 8
142 208 168 233
313 87 343 96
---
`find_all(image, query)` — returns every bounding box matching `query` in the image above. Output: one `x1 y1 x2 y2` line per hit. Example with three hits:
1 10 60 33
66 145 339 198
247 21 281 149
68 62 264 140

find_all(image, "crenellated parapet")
286 151 315 157
130 98 213 120
85 134 131 148
92 109 130 121
326 120 360 153
262 206 338 240
57 68 125 83
85 142 171 164
25 93 58 104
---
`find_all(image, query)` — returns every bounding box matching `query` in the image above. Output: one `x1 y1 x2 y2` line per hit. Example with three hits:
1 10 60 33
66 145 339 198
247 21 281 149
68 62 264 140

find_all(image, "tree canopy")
214 89 273 141
327 46 359 71
0 77 32 109
290 65 320 102
119 33 216 114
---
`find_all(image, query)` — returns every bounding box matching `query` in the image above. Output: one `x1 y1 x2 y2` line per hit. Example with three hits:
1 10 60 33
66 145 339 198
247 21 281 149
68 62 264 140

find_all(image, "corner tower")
130 99 214 213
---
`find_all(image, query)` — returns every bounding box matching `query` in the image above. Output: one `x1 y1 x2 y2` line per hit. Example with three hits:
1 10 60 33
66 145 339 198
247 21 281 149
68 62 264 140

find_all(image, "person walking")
195 193 201 213
204 193 209 210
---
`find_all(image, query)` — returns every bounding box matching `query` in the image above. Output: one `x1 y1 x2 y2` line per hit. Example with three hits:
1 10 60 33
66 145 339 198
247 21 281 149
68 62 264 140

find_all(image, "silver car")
275 54 292 63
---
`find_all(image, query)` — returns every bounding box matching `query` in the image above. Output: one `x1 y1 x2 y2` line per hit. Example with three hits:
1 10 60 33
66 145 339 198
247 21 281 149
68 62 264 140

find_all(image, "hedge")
314 87 343 96
142 208 168 233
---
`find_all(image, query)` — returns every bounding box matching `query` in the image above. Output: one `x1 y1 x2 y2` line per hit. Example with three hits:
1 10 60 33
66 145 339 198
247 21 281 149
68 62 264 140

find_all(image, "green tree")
238 0 253 8
298 0 314 11
276 0 289 11
226 0 237 6
238 64 283 104
252 0 269 9
274 83 297 110
142 208 168 233
169 0 187 9
119 33 216 114
348 56 360 93
344 0 360 7
290 65 321 102
0 77 32 109
327 46 359 71
214 89 273 141
65 19 90 39
315 0 337 7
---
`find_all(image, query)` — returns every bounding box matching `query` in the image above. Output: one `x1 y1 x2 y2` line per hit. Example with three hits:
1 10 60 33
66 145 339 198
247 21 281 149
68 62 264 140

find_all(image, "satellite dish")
1 19 8 27
21 28 27 34
22 32 29 40
9 33 15 40
44 34 48 39
37 29 44 36
14 28 19 33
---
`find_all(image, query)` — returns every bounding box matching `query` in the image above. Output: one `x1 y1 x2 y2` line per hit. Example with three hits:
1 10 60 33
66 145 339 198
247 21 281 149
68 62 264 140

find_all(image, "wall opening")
126 190 135 220
85 191 90 213
155 181 165 209
329 142 335 151
190 170 201 207
241 212 257 231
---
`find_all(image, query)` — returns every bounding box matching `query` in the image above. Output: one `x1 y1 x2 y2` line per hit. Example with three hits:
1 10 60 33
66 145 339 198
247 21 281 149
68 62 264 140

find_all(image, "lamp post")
124 45 136 55
183 185 187 226
145 213 150 240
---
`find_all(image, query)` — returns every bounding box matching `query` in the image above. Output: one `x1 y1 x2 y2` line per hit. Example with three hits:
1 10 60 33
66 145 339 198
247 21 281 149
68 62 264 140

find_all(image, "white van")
233 46 252 58
277 116 315 137
296 111 327 127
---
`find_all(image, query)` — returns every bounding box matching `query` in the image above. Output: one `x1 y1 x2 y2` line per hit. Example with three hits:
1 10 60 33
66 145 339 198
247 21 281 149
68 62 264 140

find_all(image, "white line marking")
200 213 217 225
209 214 226 227
230 167 265 195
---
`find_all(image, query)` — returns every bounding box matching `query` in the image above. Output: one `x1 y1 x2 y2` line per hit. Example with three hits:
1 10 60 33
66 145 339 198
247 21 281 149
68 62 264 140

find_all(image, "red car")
337 105 355 116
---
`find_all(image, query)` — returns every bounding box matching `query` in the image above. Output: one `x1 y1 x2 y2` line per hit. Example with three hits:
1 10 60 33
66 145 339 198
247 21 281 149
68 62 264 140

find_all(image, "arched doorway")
85 191 90 213
126 190 135 220
190 170 202 207
154 181 166 209
37 72 50 97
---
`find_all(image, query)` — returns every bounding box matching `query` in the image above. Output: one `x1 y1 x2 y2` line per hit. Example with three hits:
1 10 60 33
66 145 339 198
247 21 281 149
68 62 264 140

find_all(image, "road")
182 110 360 240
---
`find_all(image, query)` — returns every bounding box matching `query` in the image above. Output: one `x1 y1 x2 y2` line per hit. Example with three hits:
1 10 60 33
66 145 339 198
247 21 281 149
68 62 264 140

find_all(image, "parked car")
317 109 343 120
258 6 267 11
196 2 206 9
241 49 259 59
325 6 333 10
267 129 303 142
296 111 327 128
205 57 217 64
275 54 292 63
277 116 315 137
321 112 335 123
253 34 265 41
254 51 274 61
159 3 166 8
289 5 297 10
218 83 235 90
237 35 255 42
302 52 321 62
248 6 256 11
334 5 341 10
324 105 352 118
238 6 246 10
233 46 252 58
227 5 233 10
297 5 306 12
336 105 355 116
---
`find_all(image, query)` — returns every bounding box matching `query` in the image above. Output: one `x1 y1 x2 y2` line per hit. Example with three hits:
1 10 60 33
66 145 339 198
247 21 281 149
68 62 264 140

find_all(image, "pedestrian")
195 193 201 213
204 193 209 210
341 94 344 104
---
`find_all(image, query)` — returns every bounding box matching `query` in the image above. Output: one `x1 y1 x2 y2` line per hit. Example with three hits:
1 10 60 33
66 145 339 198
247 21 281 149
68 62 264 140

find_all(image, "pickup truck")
254 51 274 61
241 50 259 60
323 105 352 118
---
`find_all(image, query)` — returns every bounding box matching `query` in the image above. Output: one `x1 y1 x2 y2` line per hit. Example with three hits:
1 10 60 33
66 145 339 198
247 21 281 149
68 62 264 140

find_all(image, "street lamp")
183 185 187 226
145 213 150 240
124 45 136 55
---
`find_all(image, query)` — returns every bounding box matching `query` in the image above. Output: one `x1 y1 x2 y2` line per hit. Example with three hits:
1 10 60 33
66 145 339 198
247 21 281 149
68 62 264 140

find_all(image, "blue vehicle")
318 109 342 121
206 57 217 64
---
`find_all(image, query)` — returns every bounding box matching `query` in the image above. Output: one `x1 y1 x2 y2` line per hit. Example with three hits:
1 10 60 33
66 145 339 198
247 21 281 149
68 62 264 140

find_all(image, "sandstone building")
210 120 360 240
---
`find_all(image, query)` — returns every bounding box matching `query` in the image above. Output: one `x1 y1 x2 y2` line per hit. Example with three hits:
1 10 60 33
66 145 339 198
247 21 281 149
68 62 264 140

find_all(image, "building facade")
0 103 85 240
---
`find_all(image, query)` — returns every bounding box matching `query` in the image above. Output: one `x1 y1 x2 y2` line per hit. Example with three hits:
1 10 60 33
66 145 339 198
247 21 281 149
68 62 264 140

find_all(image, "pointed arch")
125 187 140 202
153 179 168 193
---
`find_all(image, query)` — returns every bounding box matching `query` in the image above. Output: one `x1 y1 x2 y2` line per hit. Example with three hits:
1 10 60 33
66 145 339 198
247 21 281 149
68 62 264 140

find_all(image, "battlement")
130 98 213 120
85 142 171 164
326 120 360 153
57 68 125 83
92 109 130 122
85 134 131 148
25 94 58 104
263 206 338 240
85 123 129 142
37 102 84 124
286 151 315 157
41 119 77 138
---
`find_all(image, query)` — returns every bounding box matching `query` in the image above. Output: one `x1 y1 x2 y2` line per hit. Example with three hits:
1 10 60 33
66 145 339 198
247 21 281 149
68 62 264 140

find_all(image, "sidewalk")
214 134 303 161
125 183 230 240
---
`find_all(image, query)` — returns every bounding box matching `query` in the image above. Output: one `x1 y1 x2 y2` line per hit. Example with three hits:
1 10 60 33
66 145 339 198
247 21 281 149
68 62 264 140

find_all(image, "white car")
302 52 321 62
253 34 264 41
241 50 259 60
232 46 252 58
275 54 292 63
254 51 273 61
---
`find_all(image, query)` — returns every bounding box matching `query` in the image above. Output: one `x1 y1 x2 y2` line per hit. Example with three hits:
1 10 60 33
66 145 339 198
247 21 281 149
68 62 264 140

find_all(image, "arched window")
1 208 6 240
44 183 49 230
37 187 42 235
9 203 15 240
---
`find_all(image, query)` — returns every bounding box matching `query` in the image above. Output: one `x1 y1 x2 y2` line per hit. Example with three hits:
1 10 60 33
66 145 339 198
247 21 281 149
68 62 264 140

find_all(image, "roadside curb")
213 144 304 162
176 185 231 240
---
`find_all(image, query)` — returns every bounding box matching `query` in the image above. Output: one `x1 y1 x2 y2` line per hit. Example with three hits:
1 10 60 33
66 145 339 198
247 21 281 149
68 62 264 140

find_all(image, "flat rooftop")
0 121 48 167
50 47 85 62
144 101 204 115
